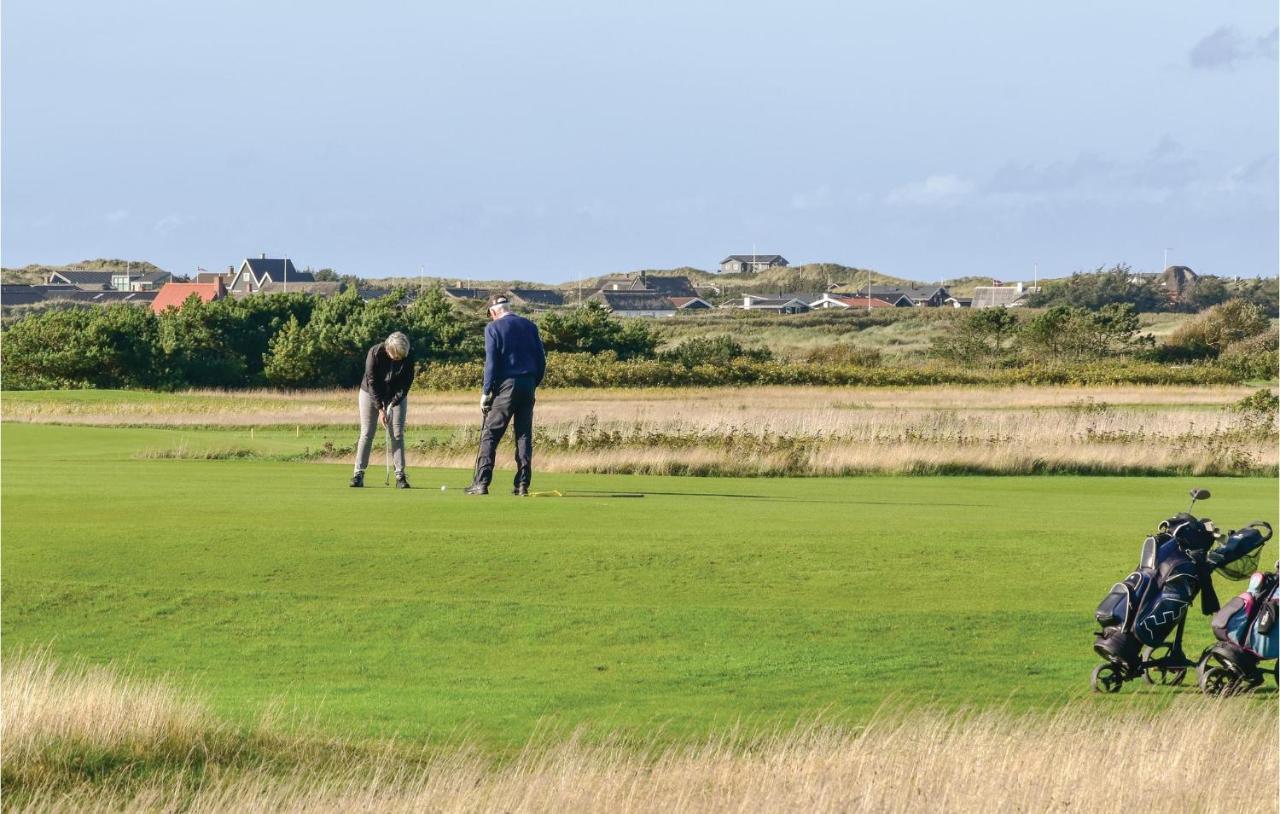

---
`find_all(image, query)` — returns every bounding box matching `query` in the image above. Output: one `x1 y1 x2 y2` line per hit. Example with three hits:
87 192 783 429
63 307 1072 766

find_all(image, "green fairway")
2 421 1276 748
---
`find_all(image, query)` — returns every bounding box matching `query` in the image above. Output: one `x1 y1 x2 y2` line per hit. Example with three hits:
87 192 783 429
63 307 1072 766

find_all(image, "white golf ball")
440 485 447 491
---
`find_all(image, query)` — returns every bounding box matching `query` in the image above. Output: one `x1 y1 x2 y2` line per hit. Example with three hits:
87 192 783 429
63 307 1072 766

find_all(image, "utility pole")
1163 247 1172 273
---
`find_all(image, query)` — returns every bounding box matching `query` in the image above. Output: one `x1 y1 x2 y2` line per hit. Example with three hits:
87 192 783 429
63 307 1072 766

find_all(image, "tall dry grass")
1 385 1262 427
3 653 1277 813
6 385 1275 475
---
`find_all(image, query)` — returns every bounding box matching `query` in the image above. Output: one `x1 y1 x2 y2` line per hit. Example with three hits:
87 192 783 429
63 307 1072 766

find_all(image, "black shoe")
464 484 488 495
513 485 529 497
396 472 411 489
349 472 364 488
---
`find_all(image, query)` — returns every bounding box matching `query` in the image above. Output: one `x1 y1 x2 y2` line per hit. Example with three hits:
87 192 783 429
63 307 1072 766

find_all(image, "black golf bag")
1094 514 1268 671
1201 567 1278 685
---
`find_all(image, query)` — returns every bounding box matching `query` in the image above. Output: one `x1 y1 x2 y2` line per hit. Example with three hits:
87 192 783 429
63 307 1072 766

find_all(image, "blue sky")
3 2 1276 283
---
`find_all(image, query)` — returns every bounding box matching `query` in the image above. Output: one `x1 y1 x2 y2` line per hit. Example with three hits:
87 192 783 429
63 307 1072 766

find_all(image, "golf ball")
440 485 447 491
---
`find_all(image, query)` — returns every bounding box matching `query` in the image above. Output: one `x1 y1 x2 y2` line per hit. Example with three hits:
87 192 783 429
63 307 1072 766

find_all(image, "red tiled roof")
151 281 225 314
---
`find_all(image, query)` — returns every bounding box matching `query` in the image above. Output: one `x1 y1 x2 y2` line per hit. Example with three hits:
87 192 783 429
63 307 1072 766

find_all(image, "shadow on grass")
561 489 994 507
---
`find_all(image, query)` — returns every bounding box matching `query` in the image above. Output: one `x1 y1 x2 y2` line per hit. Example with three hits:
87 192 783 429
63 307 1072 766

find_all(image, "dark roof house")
669 296 713 310
588 289 677 317
850 285 948 307
719 255 789 274
505 288 566 308
739 294 811 314
442 287 491 301
227 256 313 293
47 270 115 289
808 294 897 309
1 284 48 306
640 275 698 298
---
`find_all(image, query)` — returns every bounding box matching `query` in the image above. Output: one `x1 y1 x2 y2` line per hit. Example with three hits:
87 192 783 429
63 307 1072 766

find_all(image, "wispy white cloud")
153 214 191 234
885 175 972 207
888 138 1272 214
1188 26 1278 70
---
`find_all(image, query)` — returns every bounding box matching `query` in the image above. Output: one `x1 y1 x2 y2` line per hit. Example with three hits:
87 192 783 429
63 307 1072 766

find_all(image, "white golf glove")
480 392 494 415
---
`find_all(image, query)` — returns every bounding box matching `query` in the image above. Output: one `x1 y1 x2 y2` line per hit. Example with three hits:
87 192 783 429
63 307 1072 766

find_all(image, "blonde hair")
385 332 410 360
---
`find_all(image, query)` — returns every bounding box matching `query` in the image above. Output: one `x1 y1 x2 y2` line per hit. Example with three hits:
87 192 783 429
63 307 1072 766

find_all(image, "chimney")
1016 281 1024 294
214 276 227 298
261 253 267 259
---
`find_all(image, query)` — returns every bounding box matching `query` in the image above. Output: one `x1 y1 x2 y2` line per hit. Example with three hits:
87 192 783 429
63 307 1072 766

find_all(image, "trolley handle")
1243 521 1272 543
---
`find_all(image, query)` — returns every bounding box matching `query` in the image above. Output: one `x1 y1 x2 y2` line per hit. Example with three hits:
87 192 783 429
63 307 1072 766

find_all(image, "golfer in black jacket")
465 296 546 496
351 331 413 488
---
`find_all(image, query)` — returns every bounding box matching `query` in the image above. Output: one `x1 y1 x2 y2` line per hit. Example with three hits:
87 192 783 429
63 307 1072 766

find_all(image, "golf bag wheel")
1140 644 1188 686
1091 663 1124 693
1199 665 1241 697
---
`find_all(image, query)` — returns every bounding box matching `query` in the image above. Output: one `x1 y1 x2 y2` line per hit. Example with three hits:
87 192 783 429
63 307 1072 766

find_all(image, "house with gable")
226 255 314 293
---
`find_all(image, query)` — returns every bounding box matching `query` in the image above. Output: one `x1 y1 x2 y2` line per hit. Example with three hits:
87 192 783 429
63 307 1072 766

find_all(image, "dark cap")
488 294 510 308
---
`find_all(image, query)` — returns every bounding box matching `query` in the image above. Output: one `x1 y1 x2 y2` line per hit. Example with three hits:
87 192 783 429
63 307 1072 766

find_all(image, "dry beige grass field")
3 653 1276 814
6 385 1275 476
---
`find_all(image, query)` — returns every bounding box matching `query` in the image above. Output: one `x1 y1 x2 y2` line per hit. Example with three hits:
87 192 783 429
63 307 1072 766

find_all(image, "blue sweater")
483 314 546 393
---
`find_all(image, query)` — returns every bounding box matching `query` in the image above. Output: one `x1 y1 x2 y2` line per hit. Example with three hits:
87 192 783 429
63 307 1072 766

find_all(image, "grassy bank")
4 653 1274 813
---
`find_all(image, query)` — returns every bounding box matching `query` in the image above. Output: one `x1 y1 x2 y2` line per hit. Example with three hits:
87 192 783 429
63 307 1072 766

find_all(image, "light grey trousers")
354 389 407 475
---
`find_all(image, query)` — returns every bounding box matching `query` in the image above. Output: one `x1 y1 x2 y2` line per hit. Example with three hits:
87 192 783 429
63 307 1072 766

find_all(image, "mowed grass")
2 421 1276 750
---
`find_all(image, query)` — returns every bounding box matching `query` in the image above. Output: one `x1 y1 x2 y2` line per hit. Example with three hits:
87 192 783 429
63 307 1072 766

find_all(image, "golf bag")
1094 515 1268 670
1202 567 1278 683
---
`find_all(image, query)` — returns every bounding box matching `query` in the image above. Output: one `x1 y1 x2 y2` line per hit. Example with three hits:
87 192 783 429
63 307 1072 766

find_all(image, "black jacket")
360 342 414 409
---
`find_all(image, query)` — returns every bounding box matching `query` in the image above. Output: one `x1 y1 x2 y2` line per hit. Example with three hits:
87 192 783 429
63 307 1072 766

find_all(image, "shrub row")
416 352 1244 390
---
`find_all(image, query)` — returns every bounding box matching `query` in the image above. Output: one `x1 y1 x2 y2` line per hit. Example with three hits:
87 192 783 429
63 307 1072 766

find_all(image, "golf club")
383 415 392 487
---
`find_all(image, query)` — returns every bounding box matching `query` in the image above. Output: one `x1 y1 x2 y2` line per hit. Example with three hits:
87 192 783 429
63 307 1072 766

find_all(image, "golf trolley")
1090 613 1195 693
1090 488 1272 694
1195 567 1279 696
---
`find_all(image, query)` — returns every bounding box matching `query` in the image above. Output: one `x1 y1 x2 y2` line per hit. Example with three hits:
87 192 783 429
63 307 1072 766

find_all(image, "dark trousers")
472 376 536 489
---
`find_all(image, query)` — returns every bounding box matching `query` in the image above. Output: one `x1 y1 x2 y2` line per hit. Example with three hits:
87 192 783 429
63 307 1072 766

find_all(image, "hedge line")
415 352 1244 390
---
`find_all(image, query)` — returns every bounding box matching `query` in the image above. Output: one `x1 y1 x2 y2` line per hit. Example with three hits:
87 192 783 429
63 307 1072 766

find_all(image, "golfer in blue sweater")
465 295 546 496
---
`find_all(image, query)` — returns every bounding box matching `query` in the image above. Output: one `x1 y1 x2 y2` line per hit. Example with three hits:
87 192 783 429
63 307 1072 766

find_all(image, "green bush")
802 345 883 367
1231 389 1278 421
1026 265 1167 312
1167 299 1270 358
1020 304 1152 361
1 287 484 391
1218 331 1278 381
1 305 161 389
415 355 1240 391
658 335 772 367
930 307 1020 364
537 302 658 359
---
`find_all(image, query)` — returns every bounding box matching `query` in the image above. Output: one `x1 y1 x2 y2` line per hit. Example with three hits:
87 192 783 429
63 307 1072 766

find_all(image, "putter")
383 417 392 487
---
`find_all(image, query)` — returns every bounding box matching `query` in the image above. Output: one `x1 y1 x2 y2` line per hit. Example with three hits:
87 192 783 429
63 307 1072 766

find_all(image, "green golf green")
2 421 1275 748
